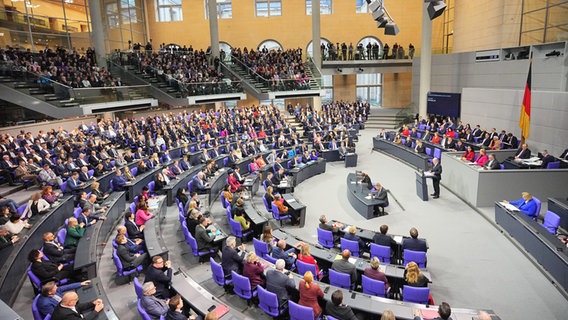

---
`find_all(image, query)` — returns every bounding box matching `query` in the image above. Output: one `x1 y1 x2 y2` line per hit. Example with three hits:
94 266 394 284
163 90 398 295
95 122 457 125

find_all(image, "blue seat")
533 196 542 220
258 285 288 317
403 249 427 268
148 181 156 194
402 285 430 304
229 217 253 241
32 294 48 320
263 196 272 213
425 147 432 156
220 191 227 209
73 207 82 218
57 228 67 245
317 228 334 248
370 243 391 264
340 238 360 257
182 222 214 261
547 161 560 169
231 271 257 305
271 202 291 226
288 300 316 320
133 277 144 299
253 238 270 259
296 259 323 280
542 211 561 234
130 167 138 176
17 204 27 216
264 254 277 264
129 202 137 214
361 275 386 297
112 249 142 279
137 299 152 320
329 269 352 290
210 257 232 287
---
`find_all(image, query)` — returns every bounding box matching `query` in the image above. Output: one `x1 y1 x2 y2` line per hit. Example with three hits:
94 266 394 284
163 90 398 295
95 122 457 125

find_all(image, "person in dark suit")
514 144 531 159
42 232 75 264
360 172 373 190
37 280 91 318
373 224 397 248
331 250 358 289
125 212 144 239
540 150 556 168
195 216 217 259
28 249 75 284
66 172 85 194
414 140 425 154
111 169 128 191
272 239 298 270
140 282 169 319
372 182 389 215
191 172 208 194
115 226 144 253
165 294 199 320
145 255 173 299
265 259 296 306
428 158 442 198
402 227 428 252
221 236 246 276
50 291 104 320
116 234 148 270
484 154 501 170
325 289 358 320
343 226 366 253
318 214 342 242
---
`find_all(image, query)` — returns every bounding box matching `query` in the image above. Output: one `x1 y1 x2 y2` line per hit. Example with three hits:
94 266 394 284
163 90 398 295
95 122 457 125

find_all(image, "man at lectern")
359 172 373 190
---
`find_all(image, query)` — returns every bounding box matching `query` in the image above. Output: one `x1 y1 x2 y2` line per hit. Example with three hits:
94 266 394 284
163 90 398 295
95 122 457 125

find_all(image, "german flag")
519 58 532 139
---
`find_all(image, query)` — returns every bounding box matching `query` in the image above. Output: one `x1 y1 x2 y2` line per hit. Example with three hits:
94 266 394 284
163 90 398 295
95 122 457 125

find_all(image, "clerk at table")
503 192 539 219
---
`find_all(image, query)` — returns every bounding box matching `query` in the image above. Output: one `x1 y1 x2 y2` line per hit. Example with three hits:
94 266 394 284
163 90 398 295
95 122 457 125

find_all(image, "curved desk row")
164 165 204 206
373 137 432 170
74 192 126 279
346 172 385 219
0 196 74 305
289 158 327 187
548 198 568 232
495 202 568 293
144 196 169 260
330 219 429 263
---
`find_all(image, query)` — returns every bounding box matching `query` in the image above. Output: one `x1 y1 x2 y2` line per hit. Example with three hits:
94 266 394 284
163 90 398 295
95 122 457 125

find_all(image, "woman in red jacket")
227 170 242 192
298 271 324 317
461 145 475 162
297 244 320 276
242 252 265 289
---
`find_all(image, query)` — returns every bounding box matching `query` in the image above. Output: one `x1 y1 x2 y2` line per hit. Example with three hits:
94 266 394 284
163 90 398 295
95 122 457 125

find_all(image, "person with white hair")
221 236 246 276
140 281 168 319
265 259 296 305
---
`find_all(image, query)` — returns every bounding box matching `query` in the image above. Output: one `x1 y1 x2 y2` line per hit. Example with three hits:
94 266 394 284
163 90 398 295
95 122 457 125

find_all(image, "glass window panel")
322 88 333 103
306 0 332 15
156 0 183 22
269 1 282 16
204 0 233 19
322 74 332 87
306 38 331 59
356 87 368 101
258 40 282 51
256 1 269 16
369 86 381 105
356 0 369 13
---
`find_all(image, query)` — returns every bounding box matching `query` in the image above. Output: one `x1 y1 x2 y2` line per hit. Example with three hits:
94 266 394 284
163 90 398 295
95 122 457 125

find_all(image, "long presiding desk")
495 202 568 293
373 137 432 170
441 151 568 207
0 196 74 305
346 172 385 219
74 192 126 279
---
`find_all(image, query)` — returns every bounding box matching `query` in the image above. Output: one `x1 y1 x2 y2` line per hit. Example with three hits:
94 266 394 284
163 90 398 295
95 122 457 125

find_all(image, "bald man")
51 291 104 320
331 250 357 289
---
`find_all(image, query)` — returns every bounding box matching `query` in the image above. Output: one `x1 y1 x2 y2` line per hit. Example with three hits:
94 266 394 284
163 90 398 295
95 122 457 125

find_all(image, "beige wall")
0 117 97 136
382 72 412 108
453 0 522 52
332 74 356 102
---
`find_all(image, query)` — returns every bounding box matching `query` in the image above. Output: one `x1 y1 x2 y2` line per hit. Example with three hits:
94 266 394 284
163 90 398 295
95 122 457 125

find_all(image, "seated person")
42 231 75 264
273 194 300 225
404 261 430 287
343 226 366 253
325 289 358 320
242 252 266 289
233 201 250 231
116 234 148 270
297 244 320 276
271 239 297 270
64 217 85 248
4 213 32 234
140 282 168 319
503 191 539 218
265 259 296 306
402 227 428 252
475 148 489 166
461 146 475 162
364 257 390 293
331 250 357 289
484 153 501 170
22 192 50 220
37 280 92 318
318 214 342 243
28 249 75 284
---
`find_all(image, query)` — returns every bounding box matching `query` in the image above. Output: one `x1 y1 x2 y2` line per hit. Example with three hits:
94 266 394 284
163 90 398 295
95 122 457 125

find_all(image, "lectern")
415 171 428 201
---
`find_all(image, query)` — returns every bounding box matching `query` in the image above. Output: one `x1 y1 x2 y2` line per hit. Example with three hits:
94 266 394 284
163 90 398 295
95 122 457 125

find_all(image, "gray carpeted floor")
11 122 568 320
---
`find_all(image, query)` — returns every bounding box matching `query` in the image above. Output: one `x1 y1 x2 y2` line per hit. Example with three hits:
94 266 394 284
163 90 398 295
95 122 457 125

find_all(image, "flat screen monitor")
427 92 461 118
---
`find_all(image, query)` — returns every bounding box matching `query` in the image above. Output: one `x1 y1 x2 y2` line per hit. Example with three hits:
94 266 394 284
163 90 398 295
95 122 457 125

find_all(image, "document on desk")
421 308 440 319
424 171 435 177
500 202 520 212
365 195 372 200
393 235 403 244
350 181 356 184
287 198 296 203
348 257 357 265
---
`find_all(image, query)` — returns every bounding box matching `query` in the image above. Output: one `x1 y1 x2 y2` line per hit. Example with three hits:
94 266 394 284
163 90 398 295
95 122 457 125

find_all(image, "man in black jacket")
221 236 246 276
144 255 173 299
51 291 104 320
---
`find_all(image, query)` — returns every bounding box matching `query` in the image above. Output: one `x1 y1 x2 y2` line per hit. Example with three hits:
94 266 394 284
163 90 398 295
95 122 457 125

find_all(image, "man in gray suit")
331 250 357 289
140 282 168 319
265 259 296 305
194 216 218 261
372 182 389 216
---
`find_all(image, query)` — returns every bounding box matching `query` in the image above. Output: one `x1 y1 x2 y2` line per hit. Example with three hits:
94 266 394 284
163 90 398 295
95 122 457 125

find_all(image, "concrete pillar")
418 2 432 118
208 0 220 58
88 0 107 68
214 102 224 111
311 0 321 68
312 96 322 112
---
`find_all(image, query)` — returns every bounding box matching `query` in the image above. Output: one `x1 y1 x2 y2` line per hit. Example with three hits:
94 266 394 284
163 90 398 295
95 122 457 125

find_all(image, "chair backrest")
317 228 334 248
137 299 152 320
112 249 127 276
271 202 281 219
229 217 243 238
361 275 386 297
87 169 94 177
329 269 351 289
370 243 391 264
27 268 41 292
402 285 430 304
226 205 232 220
148 181 155 193
265 254 277 264
263 196 272 213
231 271 254 300
533 197 542 218
425 147 432 156
258 285 283 317
130 167 138 176
263 179 269 191
547 161 560 169
210 257 228 287
253 238 269 259
326 316 339 320
129 202 137 214
73 207 82 218
32 294 43 320
403 249 427 268
59 183 68 193
17 204 27 216
433 148 442 159
542 211 561 234
340 238 360 257
288 300 314 320
296 259 317 277
133 277 144 299
500 164 505 170
57 228 67 245
220 191 227 209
